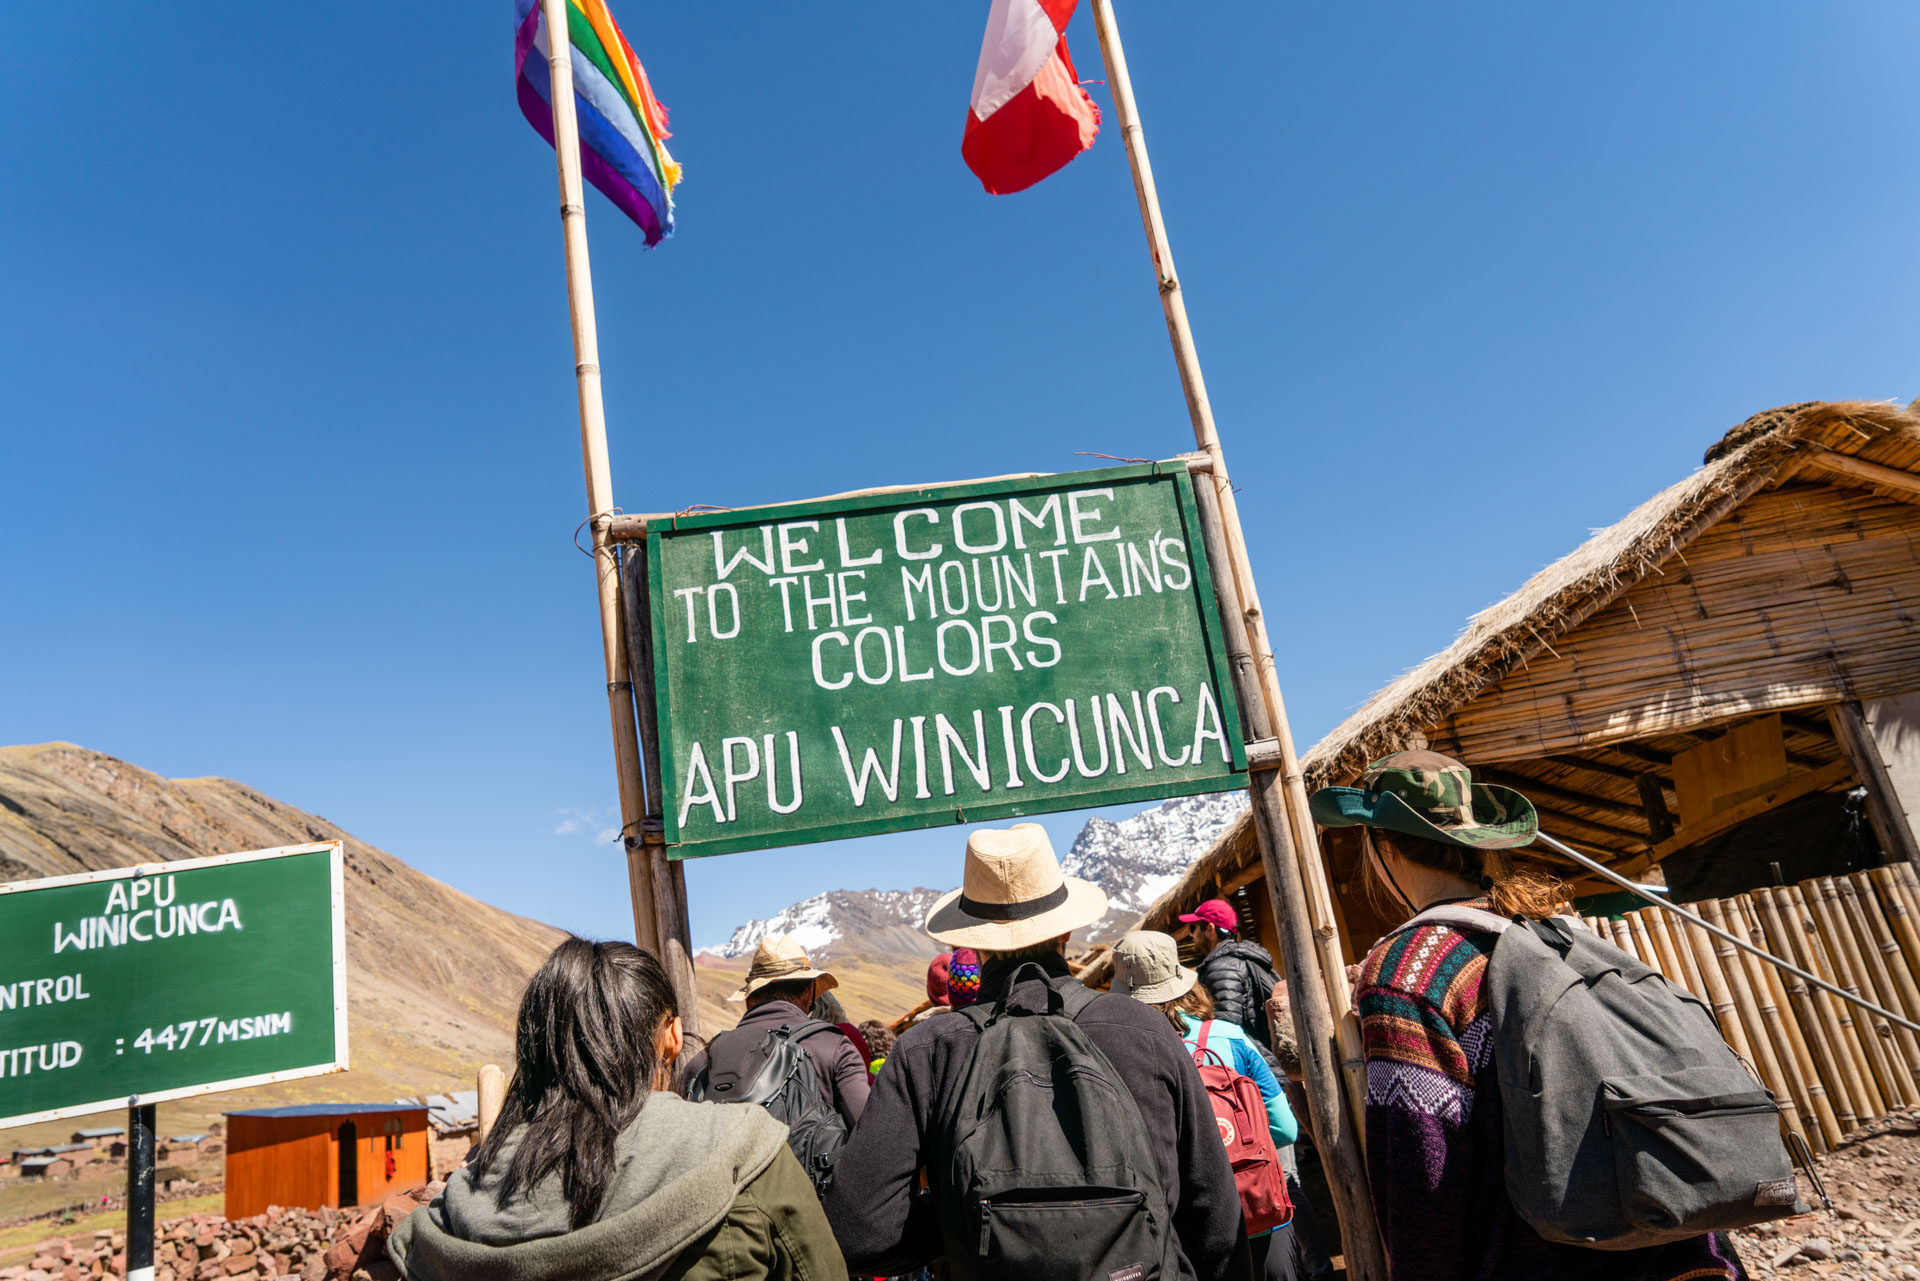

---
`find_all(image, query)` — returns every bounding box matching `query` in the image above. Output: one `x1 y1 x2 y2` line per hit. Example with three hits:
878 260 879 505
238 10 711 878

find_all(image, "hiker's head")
809 988 849 1024
858 1019 895 1059
924 823 1107 951
1310 750 1565 919
746 975 821 1011
1111 929 1213 1033
472 937 681 1228
730 937 838 1008
974 934 1071 968
1365 828 1568 921
1175 898 1238 957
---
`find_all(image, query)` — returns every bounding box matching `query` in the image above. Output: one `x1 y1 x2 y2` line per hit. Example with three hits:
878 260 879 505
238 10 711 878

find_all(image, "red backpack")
1191 1020 1292 1235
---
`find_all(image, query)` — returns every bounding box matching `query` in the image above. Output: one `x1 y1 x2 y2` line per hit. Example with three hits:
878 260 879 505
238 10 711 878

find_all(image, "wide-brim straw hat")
924 823 1107 950
728 937 839 1004
1111 930 1198 1005
1310 750 1538 850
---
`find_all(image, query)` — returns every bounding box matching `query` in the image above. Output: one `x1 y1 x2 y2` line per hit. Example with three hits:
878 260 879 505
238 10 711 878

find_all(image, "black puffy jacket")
1196 938 1278 1045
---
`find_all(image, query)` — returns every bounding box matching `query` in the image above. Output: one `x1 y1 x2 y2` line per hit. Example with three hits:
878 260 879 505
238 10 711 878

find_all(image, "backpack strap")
785 1018 846 1045
1390 903 1516 938
1192 1019 1230 1070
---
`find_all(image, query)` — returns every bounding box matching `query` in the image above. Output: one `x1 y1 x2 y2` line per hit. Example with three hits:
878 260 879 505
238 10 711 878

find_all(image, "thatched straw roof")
1085 399 1920 969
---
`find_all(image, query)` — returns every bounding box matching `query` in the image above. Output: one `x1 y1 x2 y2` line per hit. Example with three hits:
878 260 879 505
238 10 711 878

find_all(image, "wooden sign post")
534 0 699 1033
1089 2 1388 1276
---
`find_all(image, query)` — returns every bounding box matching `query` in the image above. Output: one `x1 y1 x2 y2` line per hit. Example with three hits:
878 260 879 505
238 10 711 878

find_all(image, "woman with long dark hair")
1312 751 1745 1281
388 937 844 1281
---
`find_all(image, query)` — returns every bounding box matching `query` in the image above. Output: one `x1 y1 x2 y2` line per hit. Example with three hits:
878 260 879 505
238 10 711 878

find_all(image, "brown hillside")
0 742 564 1142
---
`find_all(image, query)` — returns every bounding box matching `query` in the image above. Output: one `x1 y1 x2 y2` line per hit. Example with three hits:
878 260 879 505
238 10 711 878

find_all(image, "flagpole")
1087 3 1385 1276
537 0 700 1035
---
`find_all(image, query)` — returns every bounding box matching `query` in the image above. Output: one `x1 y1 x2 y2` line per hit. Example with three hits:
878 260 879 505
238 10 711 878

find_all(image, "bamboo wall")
1580 863 1920 1155
1450 483 1920 762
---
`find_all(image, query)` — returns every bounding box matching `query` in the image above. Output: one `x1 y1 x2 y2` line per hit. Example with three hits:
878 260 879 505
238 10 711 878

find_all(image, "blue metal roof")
225 1103 426 1118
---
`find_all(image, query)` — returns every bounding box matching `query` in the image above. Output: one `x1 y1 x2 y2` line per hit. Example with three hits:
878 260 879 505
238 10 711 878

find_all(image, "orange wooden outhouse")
224 1104 430 1220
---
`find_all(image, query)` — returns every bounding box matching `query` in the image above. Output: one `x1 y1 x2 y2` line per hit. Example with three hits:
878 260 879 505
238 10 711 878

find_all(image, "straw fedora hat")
727 937 839 1004
1110 930 1198 1005
923 823 1107 950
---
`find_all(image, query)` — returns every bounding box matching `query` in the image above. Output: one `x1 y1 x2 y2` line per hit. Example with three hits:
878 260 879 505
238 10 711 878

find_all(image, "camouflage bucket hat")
1308 750 1538 850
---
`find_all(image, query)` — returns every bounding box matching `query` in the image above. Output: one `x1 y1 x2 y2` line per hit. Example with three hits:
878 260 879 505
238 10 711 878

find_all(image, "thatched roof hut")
1086 398 1920 981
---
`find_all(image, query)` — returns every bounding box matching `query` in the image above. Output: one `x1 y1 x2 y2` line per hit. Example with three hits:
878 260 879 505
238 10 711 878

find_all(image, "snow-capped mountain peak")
702 886 946 959
1062 791 1248 938
704 791 1250 959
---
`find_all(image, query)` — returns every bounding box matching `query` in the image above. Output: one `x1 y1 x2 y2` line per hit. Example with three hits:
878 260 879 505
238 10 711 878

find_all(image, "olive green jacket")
389 1093 845 1281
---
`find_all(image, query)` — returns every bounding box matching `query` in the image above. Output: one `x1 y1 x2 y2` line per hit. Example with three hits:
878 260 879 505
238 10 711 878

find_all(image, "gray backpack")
1401 905 1804 1250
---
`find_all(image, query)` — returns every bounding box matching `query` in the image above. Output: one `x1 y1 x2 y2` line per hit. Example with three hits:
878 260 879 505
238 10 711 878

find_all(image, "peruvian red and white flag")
962 0 1101 195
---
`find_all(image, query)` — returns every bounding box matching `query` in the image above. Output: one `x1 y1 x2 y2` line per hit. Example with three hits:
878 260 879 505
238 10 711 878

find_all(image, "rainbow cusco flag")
514 0 679 246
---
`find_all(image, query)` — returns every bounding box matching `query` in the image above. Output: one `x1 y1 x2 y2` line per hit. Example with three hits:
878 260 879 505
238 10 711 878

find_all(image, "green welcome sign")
647 463 1248 857
0 842 347 1127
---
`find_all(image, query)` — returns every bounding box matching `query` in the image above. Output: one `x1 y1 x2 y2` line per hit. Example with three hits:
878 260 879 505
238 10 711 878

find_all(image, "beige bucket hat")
727 937 839 1004
1111 930 1199 1005
924 823 1108 950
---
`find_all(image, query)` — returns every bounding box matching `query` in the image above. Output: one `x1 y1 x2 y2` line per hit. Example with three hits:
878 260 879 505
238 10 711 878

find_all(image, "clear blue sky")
3 3 1914 949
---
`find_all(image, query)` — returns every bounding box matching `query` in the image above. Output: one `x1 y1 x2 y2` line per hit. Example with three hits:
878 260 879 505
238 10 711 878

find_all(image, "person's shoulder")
892 1006 980 1055
1358 923 1491 1023
1201 1016 1253 1046
1075 990 1185 1059
1223 938 1274 967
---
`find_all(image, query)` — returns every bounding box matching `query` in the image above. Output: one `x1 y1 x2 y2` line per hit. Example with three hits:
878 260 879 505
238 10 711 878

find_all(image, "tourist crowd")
387 753 1759 1281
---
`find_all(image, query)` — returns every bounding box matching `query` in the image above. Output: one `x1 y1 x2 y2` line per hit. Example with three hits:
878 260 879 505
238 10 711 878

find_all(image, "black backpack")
1400 905 1803 1249
688 1019 850 1193
931 963 1179 1281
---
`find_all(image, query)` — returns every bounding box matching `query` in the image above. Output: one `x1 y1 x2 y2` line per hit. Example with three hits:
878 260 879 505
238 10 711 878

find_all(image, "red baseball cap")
1177 898 1239 933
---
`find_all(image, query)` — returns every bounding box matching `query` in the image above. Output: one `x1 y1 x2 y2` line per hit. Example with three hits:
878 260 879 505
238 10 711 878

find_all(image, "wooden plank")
1636 773 1676 843
1844 697 1920 866
1800 449 1920 504
1648 759 1855 863
1672 715 1790 829
1475 768 1652 827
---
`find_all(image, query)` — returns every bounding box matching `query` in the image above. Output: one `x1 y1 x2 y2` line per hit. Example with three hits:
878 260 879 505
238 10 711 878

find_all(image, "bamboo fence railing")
1578 863 1920 1155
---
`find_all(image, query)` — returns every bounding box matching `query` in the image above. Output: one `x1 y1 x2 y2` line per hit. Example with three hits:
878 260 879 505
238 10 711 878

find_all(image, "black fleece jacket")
821 952 1249 1281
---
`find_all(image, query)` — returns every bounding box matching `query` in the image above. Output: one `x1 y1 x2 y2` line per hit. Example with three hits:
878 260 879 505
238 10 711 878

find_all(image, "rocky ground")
1731 1107 1920 1279
2 1105 1912 1280
0 1185 435 1281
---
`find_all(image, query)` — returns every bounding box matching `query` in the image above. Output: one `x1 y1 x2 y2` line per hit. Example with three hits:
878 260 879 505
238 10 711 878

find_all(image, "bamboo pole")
1724 898 1833 1151
1649 906 1708 1000
1753 890 1855 1136
1086 0 1369 1154
1087 5 1382 1271
1871 866 1920 983
1804 877 1909 1108
1778 885 1880 1123
1699 898 1810 1150
1626 911 1666 978
1679 911 1753 1065
1832 876 1920 1086
1850 872 1920 1024
1186 472 1384 1278
1608 917 1640 961
534 0 697 1020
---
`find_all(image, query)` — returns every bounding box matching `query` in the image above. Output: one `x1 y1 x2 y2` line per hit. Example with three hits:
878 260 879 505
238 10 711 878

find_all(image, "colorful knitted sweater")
1358 915 1745 1281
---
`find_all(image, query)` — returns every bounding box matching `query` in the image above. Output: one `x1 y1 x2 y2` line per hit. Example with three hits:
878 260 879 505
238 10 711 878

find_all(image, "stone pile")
1731 1106 1920 1280
0 1184 440 1281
